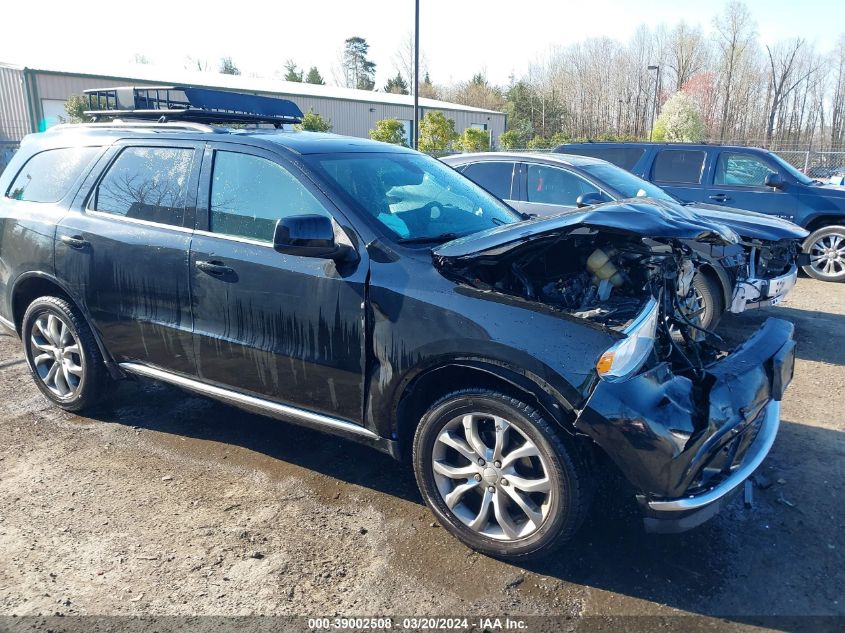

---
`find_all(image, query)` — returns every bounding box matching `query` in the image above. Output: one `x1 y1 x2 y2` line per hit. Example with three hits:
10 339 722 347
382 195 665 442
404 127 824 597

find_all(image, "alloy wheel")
809 232 845 278
431 412 552 541
29 313 84 399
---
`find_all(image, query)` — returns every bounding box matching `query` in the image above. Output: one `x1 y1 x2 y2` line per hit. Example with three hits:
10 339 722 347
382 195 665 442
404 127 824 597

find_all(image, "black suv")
0 89 795 559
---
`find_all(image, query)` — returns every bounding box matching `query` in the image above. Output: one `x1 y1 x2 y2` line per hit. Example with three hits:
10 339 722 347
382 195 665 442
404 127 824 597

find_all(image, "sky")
1 0 843 88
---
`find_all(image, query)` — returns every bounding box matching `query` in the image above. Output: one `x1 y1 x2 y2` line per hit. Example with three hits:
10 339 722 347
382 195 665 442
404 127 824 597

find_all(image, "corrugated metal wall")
29 72 505 145
0 66 29 142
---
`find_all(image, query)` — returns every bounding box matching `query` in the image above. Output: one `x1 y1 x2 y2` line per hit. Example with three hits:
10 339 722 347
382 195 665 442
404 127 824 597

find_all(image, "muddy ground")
0 278 843 631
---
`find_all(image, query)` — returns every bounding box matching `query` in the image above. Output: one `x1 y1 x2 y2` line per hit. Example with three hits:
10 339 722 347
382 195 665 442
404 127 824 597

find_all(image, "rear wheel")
802 225 845 282
21 296 109 411
412 389 592 560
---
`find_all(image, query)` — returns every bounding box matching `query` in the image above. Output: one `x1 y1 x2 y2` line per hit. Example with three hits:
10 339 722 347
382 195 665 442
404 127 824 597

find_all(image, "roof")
35 124 415 156
442 151 607 167
0 60 504 116
558 141 767 152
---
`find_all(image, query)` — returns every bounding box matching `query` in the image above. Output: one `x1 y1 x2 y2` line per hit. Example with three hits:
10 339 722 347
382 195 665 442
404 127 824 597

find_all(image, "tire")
802 225 845 282
21 296 109 411
412 389 592 560
672 271 723 343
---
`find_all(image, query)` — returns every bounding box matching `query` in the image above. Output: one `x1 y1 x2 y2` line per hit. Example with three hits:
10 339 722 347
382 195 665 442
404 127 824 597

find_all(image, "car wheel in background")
412 389 592 560
21 296 109 411
803 225 845 282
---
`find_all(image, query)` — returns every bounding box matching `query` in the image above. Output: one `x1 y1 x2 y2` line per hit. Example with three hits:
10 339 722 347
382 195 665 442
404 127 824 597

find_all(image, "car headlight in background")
596 298 659 382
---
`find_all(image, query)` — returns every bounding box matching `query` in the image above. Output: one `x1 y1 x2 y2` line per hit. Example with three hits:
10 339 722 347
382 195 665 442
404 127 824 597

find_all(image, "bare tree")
764 38 815 143
713 0 757 140
668 22 709 90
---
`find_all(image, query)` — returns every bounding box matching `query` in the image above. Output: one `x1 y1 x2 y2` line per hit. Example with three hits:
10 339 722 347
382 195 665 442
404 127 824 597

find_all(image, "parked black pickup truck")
557 142 845 282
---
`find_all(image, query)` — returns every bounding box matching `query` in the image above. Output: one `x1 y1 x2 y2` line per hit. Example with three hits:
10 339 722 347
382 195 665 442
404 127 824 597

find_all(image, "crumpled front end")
575 317 795 533
729 239 803 313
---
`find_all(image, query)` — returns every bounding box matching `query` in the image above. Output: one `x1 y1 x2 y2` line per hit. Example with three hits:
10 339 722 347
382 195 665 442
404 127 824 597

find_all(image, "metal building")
0 61 506 149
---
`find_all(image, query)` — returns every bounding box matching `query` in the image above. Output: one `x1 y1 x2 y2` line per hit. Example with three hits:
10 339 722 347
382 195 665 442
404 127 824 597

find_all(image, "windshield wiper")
396 232 462 245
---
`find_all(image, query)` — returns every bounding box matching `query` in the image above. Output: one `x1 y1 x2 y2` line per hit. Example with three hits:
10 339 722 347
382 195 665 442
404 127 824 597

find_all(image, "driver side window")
210 151 330 242
525 164 599 206
714 153 777 187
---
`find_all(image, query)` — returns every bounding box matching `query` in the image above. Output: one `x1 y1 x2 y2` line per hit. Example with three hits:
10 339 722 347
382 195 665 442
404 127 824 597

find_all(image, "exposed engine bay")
440 228 718 375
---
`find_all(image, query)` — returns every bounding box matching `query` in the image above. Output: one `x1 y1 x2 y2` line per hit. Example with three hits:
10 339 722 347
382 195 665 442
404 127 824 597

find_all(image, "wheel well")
805 215 845 234
11 277 72 332
394 363 574 461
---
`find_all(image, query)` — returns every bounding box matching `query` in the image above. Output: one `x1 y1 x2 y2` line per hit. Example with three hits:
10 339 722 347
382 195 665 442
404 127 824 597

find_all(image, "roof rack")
83 86 303 127
50 120 222 134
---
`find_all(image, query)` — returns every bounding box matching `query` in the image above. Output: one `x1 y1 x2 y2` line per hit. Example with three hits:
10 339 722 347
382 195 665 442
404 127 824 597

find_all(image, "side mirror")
273 215 354 261
764 172 785 189
576 191 609 208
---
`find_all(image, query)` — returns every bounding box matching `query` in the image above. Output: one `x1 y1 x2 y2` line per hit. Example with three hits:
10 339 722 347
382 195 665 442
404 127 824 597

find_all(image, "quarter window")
460 162 515 200
210 151 330 242
91 147 194 227
526 164 599 206
714 153 777 186
651 149 706 184
6 147 99 203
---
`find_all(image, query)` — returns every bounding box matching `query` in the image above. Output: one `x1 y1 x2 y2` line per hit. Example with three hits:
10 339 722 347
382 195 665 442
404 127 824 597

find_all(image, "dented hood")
434 199 739 260
684 203 808 241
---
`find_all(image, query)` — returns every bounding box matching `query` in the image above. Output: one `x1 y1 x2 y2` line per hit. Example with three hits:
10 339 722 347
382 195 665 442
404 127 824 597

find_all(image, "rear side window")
210 151 330 242
714 152 776 186
460 162 515 200
563 147 645 171
91 147 194 227
6 147 99 203
652 149 706 184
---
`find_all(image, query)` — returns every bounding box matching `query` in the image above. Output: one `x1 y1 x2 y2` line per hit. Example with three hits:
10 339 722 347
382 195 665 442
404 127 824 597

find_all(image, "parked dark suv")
557 142 845 282
0 88 795 559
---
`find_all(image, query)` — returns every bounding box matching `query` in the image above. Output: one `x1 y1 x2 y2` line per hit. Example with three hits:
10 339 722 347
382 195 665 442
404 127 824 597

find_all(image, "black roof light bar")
83 86 303 127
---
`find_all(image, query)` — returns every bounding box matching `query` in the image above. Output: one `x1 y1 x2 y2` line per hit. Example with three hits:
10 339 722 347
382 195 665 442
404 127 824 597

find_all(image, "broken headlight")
596 298 659 382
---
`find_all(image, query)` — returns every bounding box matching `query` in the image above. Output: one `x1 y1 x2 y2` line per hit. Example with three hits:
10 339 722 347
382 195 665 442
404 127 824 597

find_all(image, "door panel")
55 141 202 373
190 144 367 423
705 150 793 217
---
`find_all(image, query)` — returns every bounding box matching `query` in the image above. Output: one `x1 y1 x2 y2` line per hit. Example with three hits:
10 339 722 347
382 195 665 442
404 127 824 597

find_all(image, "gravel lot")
0 278 843 630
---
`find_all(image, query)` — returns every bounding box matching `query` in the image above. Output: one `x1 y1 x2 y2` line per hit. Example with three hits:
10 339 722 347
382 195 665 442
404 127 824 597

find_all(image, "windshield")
305 152 522 242
768 152 814 185
580 162 676 202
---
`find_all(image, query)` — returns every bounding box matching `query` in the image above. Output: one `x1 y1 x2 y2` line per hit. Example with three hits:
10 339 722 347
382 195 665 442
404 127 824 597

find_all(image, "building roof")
0 60 504 116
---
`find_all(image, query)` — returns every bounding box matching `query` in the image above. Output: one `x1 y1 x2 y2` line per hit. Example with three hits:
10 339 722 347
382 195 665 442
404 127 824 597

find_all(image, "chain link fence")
775 150 845 180
0 142 19 176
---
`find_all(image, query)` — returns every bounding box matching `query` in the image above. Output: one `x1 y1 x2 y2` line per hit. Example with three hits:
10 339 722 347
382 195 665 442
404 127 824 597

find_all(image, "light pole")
413 0 420 150
648 64 660 142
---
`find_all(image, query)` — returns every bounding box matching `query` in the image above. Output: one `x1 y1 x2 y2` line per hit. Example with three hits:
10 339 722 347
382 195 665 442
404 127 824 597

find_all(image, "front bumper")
574 318 795 534
729 264 798 313
641 400 779 533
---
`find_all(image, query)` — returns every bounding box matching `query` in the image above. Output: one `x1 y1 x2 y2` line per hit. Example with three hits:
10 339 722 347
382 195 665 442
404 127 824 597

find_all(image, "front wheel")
672 272 724 342
412 389 592 560
802 225 845 282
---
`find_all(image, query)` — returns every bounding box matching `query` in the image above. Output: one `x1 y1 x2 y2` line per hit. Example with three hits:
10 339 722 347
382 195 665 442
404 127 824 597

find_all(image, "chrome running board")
119 362 379 441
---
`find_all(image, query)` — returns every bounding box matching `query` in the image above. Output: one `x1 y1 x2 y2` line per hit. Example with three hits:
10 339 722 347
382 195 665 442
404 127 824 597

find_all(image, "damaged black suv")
0 88 796 560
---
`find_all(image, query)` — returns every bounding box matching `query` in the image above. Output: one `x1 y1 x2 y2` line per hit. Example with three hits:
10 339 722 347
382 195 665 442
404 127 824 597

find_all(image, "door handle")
60 235 89 250
196 260 234 277
708 194 731 203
